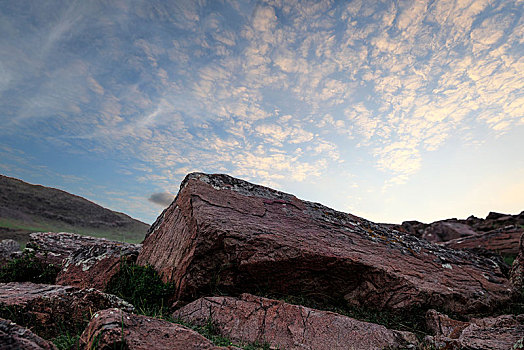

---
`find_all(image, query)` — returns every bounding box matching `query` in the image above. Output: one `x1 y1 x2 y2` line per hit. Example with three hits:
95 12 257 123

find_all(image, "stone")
511 233 524 290
80 308 239 350
421 221 478 243
138 173 513 314
56 240 141 290
0 317 57 350
27 231 140 267
425 310 524 350
172 293 418 350
444 226 523 256
0 282 134 339
0 239 22 267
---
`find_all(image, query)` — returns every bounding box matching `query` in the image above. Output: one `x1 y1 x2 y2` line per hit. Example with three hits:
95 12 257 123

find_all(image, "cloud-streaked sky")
1 0 523 225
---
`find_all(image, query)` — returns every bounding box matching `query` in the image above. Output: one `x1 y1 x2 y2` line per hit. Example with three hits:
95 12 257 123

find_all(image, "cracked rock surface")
0 317 57 350
172 293 418 350
425 309 524 350
80 308 239 350
511 233 524 290
0 282 134 339
138 173 513 313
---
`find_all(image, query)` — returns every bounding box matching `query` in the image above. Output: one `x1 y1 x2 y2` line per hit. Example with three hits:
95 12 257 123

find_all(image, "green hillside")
0 175 149 245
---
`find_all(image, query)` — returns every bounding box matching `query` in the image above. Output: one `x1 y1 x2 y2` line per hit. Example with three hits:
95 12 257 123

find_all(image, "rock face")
420 221 478 243
0 282 134 339
425 309 524 350
27 231 137 266
56 239 141 290
138 173 513 314
444 226 523 256
0 317 57 350
80 308 237 350
173 293 418 350
511 234 524 290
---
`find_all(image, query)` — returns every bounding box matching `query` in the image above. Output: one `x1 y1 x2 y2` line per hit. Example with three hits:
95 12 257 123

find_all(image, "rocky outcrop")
80 308 239 350
56 240 141 290
0 317 57 350
420 221 478 243
0 239 22 267
444 226 523 256
511 234 524 290
138 173 513 314
425 309 524 350
0 282 134 339
173 293 418 350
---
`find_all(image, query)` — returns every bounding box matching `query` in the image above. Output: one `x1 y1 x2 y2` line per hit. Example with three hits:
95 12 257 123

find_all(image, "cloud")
148 192 174 207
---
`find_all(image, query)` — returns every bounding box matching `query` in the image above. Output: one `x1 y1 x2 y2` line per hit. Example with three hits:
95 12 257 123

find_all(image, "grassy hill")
0 175 149 245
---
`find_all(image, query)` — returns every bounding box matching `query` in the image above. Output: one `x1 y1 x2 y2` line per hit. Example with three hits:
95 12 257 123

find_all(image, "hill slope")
0 175 149 244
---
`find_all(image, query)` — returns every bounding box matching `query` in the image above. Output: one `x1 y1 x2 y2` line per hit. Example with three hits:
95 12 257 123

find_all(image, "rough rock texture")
0 239 22 267
0 317 57 350
173 293 418 350
80 308 238 350
425 309 524 350
56 240 141 290
443 226 523 256
27 231 135 267
138 173 513 314
511 234 524 290
0 282 134 339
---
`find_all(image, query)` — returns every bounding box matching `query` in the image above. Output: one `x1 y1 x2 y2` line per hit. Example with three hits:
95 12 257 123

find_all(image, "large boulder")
80 308 238 350
444 226 523 256
56 240 141 290
425 309 524 350
138 173 513 314
0 282 134 339
0 317 57 350
172 293 418 350
421 221 478 243
511 234 524 290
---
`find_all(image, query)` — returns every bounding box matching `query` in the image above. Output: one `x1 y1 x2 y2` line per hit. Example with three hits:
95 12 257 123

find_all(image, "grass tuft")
0 250 59 283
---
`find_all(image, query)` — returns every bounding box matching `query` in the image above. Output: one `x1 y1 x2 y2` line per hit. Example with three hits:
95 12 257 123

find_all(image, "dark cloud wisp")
148 192 174 207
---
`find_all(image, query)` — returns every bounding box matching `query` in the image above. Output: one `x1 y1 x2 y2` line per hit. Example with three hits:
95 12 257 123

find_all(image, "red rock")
80 308 238 350
0 282 134 339
511 234 524 290
172 293 418 350
425 310 524 350
56 240 141 290
138 173 513 314
443 226 523 255
421 221 478 243
0 317 57 350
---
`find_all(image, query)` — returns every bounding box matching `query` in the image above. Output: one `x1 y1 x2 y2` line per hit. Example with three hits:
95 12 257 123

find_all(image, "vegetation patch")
105 260 176 316
0 250 59 283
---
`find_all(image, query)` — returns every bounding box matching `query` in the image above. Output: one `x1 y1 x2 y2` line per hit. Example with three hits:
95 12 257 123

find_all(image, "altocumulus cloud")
148 192 175 207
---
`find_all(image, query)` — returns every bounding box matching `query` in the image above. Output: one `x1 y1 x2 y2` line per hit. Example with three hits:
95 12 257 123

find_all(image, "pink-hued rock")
138 173 513 314
0 282 134 339
27 232 140 267
0 317 57 350
421 221 478 243
425 310 524 350
56 241 141 290
511 234 524 290
80 308 239 350
172 293 418 350
443 226 523 255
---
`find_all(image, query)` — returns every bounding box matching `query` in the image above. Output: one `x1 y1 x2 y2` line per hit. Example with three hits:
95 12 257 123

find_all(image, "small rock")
56 240 141 290
80 308 238 350
0 317 57 350
425 309 524 350
0 239 22 267
173 293 419 350
0 282 134 339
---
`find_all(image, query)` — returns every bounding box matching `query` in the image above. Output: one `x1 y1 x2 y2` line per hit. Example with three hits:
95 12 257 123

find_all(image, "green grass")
504 254 517 266
0 250 59 283
52 331 81 350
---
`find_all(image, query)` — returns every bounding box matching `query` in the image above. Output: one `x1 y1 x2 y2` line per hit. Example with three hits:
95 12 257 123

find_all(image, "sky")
0 0 523 225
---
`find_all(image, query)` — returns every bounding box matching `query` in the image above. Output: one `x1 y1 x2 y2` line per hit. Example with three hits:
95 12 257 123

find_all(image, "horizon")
1 0 523 225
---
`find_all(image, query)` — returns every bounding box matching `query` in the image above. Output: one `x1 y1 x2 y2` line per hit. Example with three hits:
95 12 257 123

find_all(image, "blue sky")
0 0 523 225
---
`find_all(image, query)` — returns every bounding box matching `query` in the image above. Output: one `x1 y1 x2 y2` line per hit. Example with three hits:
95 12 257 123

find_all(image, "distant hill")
0 175 149 245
